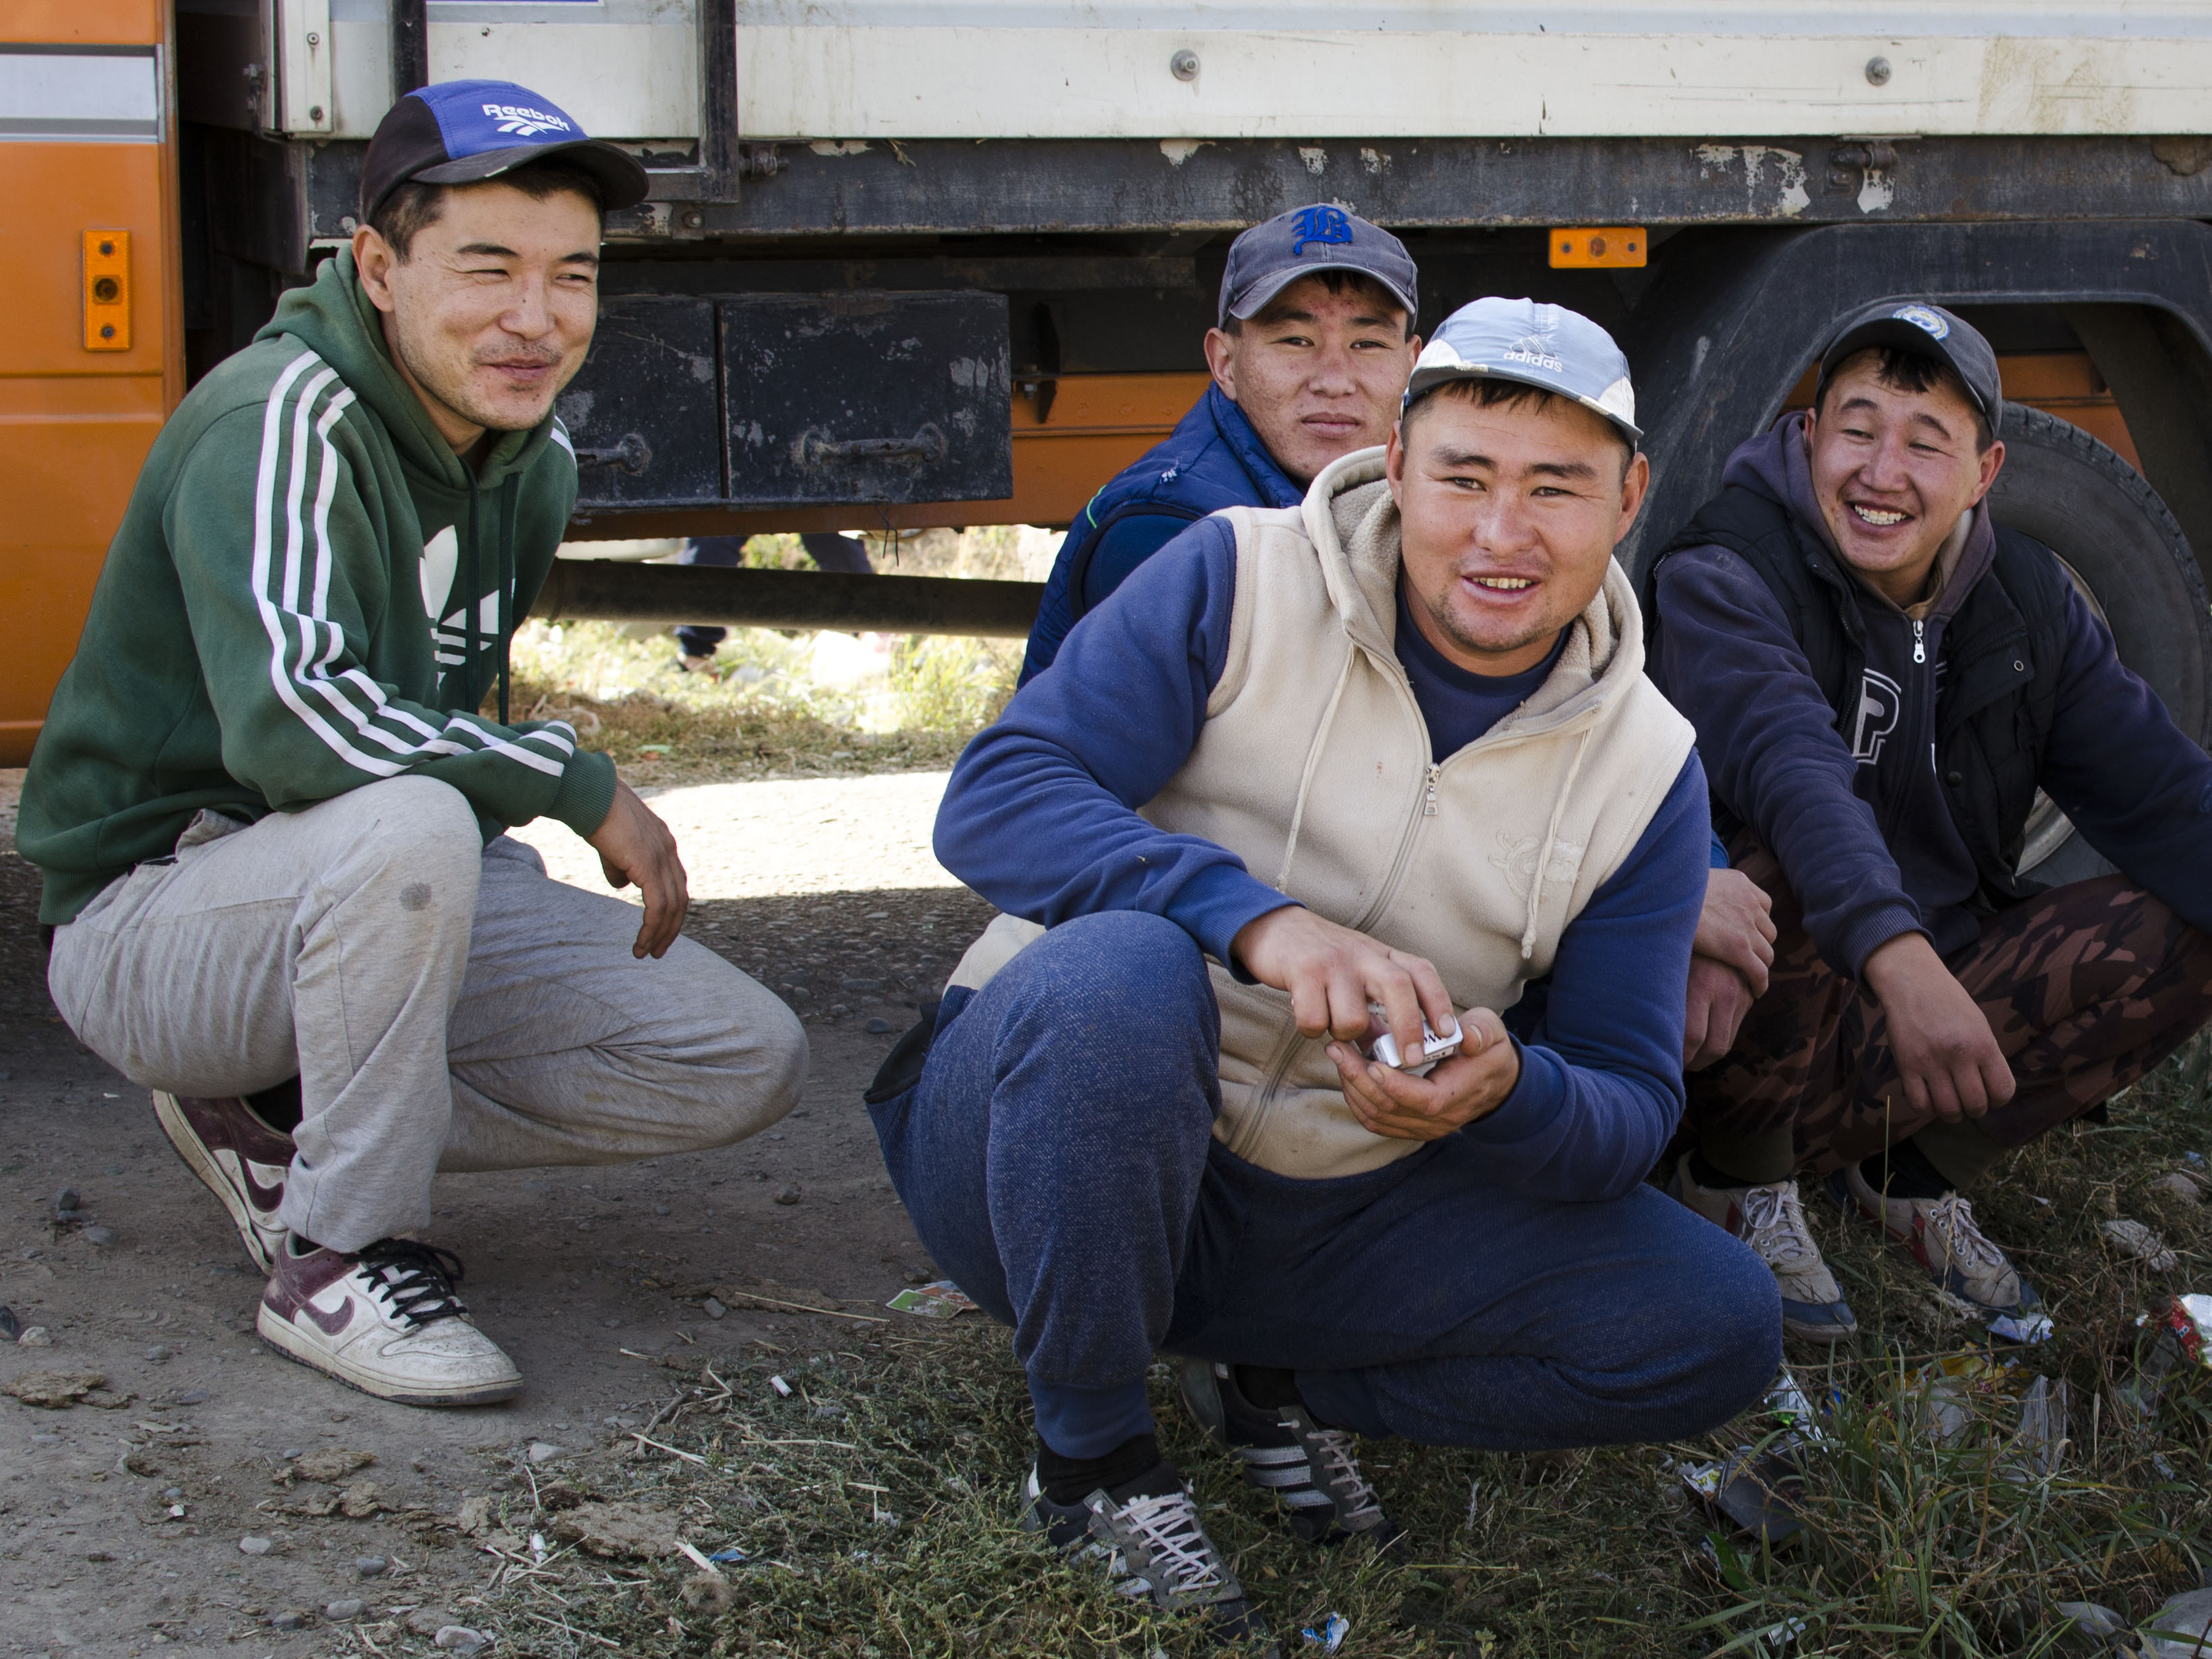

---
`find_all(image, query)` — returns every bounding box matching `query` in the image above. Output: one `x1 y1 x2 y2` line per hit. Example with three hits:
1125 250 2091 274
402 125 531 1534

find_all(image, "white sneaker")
151 1091 293 1274
1840 1162 2028 1315
1673 1165 1858 1342
257 1237 523 1406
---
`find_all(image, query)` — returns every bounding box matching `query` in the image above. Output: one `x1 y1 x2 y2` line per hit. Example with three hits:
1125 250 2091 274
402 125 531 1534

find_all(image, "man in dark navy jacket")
1019 204 1422 683
1649 301 2212 1343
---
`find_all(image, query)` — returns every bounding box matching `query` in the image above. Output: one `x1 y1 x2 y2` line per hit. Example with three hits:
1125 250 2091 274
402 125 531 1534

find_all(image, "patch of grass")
471 1054 2212 1657
499 619 1018 785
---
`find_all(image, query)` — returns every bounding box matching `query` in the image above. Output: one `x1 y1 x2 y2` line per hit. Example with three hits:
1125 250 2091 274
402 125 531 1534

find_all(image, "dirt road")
0 768 991 1657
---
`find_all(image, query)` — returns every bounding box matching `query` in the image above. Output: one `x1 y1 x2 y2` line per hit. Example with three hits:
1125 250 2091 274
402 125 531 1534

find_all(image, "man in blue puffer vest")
1018 204 1422 684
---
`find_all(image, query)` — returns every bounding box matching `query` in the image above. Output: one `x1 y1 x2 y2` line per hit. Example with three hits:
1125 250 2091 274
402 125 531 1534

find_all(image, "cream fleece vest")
951 447 1696 1180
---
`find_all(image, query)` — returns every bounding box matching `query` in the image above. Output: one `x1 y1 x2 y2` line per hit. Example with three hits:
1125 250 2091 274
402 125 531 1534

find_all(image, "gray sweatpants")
46 775 808 1253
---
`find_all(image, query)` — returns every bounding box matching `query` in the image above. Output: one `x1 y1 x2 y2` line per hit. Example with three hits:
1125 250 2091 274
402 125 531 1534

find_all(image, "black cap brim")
409 138 649 213
1817 317 2000 424
1225 262 1419 328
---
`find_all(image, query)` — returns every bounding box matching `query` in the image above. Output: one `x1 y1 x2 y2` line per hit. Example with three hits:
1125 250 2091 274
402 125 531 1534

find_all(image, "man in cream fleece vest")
867 299 1779 1638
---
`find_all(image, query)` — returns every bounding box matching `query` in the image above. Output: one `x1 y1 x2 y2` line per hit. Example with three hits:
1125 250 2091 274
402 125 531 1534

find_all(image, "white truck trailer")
39 1 2212 874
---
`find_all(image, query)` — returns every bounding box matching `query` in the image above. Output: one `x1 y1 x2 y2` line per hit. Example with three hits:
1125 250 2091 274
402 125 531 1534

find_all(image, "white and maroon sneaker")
257 1237 523 1406
1838 1162 2030 1316
152 1091 293 1274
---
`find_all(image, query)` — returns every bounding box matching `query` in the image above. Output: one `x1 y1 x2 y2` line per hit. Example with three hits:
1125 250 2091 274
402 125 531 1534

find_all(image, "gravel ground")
0 765 998 1657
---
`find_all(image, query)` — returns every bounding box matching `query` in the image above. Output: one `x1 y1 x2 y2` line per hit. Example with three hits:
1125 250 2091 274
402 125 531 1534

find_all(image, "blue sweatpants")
867 912 1781 1459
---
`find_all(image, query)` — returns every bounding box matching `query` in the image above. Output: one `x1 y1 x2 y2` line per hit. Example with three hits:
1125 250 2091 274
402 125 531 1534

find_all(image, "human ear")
1612 450 1653 545
352 226 399 316
1203 326 1238 400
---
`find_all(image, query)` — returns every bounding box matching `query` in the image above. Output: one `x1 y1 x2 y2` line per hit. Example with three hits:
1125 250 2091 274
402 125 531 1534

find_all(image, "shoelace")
1305 1427 1384 1525
355 1239 470 1329
1921 1193 2009 1272
1738 1183 1823 1272
1116 1491 1229 1596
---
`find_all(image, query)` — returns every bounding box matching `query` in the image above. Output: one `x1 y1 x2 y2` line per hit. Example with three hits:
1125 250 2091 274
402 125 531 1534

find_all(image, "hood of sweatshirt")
1303 445 1651 739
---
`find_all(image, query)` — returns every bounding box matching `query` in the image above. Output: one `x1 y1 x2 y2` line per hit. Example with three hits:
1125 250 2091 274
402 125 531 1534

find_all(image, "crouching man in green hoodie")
17 80 808 1407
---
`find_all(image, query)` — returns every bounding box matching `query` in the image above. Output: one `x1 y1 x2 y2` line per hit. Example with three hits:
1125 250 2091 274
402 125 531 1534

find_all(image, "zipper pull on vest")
1913 618 1927 665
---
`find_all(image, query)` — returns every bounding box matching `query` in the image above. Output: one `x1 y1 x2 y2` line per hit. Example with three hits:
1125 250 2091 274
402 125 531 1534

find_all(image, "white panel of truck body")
732 0 2212 139
316 0 699 139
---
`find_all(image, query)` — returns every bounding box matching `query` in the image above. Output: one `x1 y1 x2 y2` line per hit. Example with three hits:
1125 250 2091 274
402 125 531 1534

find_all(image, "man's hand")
584 778 690 960
1326 1008 1519 1140
1232 905 1457 1064
1695 866 1777 995
1862 931 2013 1119
1683 956 1756 1071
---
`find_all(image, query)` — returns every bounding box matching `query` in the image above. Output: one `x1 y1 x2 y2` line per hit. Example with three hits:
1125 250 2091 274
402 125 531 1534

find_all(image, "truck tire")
1987 404 2212 882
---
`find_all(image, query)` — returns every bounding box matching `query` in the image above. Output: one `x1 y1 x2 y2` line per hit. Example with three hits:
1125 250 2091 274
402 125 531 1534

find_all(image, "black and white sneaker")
1178 1358 1396 1545
1022 1458 1268 1644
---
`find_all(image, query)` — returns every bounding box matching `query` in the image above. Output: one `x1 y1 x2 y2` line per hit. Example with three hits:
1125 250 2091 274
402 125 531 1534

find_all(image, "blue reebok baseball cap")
360 79 649 223
1403 297 1640 443
1217 203 1419 329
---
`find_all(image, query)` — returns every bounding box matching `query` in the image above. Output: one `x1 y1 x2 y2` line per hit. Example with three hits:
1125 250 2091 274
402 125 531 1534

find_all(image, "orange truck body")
1 1 184 766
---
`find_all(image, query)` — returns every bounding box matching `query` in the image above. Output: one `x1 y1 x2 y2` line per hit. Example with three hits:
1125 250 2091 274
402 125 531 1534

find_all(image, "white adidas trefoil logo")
1489 832 1587 901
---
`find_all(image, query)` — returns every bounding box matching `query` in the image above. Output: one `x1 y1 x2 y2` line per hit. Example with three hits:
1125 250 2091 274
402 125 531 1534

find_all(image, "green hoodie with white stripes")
19 249 617 925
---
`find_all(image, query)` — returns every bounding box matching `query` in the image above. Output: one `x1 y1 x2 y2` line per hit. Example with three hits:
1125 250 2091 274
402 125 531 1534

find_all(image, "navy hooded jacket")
1651 414 2212 978
1019 383 1302 684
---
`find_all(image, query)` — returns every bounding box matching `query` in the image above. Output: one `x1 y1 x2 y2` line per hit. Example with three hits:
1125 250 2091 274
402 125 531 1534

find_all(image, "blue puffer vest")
1020 384 1302 683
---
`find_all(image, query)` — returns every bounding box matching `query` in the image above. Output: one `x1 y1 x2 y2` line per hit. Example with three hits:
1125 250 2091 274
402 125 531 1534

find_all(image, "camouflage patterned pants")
1686 848 2212 1183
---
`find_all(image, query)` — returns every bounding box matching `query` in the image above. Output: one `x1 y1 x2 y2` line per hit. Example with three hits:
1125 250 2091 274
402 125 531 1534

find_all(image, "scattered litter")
238 1535 273 1555
1301 1612 1351 1653
1679 1445 1806 1543
2057 1602 2128 1644
1465 1479 1480 1527
16 1327 52 1347
707 1546 747 1564
886 1280 978 1318
1987 1310 2054 1345
1711 1447 1807 1543
2190 1151 2207 1166
1757 1615 1809 1652
769 1375 794 1397
2117 1293 2212 1416
1763 1368 1836 1443
2142 1586 2212 1656
676 1538 724 1577
2001 1375 2071 1482
549 1500 682 1560
2155 1452 2179 1481
702 1297 728 1320
4 1370 106 1408
2105 1217 2181 1272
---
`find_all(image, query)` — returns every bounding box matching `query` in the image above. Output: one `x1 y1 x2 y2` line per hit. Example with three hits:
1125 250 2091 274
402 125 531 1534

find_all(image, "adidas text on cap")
1404 297 1640 444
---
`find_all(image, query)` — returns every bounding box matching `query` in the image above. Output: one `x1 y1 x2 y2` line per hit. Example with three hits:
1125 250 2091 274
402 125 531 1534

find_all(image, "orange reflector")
1549 227 1647 269
83 230 130 351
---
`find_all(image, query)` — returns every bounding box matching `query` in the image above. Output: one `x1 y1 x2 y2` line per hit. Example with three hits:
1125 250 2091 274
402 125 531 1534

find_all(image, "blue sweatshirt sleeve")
937 515 1297 966
1020 511 1207 685
1463 753 1709 1202
2038 587 2212 929
1655 545 1925 974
